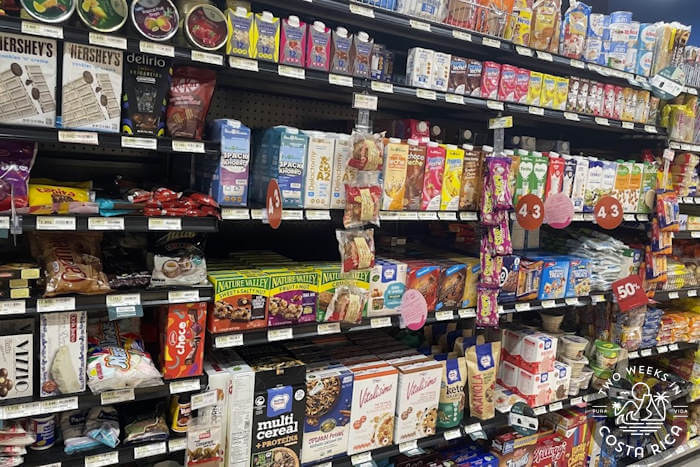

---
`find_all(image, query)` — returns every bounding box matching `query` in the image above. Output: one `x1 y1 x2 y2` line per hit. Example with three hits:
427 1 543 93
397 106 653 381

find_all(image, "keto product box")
60 42 122 132
247 355 306 467
302 366 354 464
316 265 370 323
207 270 269 333
394 360 442 443
266 269 318 326
0 32 57 127
304 131 335 209
551 360 571 401
347 363 399 454
404 261 440 312
39 311 87 397
382 139 409 210
516 367 553 407
200 119 251 207
565 257 591 297
253 126 307 209
440 145 464 211
368 259 407 317
537 257 570 300
159 302 207 379
406 47 434 89
0 334 32 402
329 133 352 209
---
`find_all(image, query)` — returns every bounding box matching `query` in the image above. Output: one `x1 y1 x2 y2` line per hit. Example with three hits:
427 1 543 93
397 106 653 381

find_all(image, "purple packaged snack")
480 239 502 287
330 27 352 75
480 187 498 225
280 16 307 67
350 31 374 78
488 156 512 209
267 270 318 327
0 141 37 213
305 21 330 71
477 285 499 327
489 217 512 256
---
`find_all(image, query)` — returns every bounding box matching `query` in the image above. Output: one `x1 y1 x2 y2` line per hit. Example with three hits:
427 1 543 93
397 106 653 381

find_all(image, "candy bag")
123 401 169 445
488 156 513 209
86 346 163 393
337 228 375 273
0 141 36 213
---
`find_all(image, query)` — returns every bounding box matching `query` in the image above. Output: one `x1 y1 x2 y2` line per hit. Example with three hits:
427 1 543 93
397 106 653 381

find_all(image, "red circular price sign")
594 195 623 230
266 179 282 229
515 194 544 230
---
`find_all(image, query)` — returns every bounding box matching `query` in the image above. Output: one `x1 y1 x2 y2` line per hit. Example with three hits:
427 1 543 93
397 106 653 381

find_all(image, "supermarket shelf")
3 215 219 233
23 437 186 467
679 196 700 206
673 231 700 239
625 436 700 466
0 286 213 317
654 287 700 301
669 140 700 153
627 342 698 360
0 375 207 418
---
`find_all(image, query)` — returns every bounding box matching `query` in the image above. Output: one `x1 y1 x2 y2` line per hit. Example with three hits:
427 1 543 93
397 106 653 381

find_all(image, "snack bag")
559 1 591 59
0 141 36 213
350 132 384 172
466 342 501 419
344 183 381 229
337 229 376 273
476 286 499 328
435 356 467 429
166 67 216 140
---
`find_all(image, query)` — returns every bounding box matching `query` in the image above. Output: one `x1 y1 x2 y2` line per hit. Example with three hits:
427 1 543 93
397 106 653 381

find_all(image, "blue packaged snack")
566 257 591 297
637 23 657 50
252 126 307 208
609 11 632 25
498 255 520 303
536 256 570 300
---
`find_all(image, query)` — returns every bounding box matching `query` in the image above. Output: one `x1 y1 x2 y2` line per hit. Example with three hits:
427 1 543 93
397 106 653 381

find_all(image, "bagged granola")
436 356 467 429
466 342 501 420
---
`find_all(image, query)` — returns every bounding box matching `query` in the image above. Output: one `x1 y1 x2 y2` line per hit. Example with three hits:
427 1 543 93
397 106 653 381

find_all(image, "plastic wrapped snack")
477 285 499 327
337 228 375 273
530 0 560 51
0 420 35 446
166 67 216 140
122 401 169 445
350 131 384 172
0 141 36 213
343 183 381 229
559 1 590 59
150 232 208 287
84 406 120 449
86 346 163 393
326 284 368 324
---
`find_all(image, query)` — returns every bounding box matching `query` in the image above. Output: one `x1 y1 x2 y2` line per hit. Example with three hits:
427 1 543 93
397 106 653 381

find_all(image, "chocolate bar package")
159 302 206 380
0 334 32 401
0 32 57 127
121 52 172 136
60 42 122 132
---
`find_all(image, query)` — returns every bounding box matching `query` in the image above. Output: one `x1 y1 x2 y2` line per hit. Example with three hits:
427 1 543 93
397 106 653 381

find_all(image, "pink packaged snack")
481 62 501 100
544 154 565 199
421 143 446 211
498 64 518 102
602 84 615 119
613 86 624 120
280 16 307 67
0 141 36 213
515 68 530 104
476 285 499 327
488 156 512 209
306 21 331 71
480 187 497 225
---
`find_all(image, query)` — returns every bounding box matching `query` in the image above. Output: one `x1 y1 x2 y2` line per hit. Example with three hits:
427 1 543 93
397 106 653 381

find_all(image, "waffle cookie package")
0 32 56 128
60 43 123 132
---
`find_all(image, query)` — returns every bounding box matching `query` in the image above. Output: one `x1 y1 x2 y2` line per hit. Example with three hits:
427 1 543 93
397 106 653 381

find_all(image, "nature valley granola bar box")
316 265 370 323
208 270 269 333
266 269 318 327
394 360 442 443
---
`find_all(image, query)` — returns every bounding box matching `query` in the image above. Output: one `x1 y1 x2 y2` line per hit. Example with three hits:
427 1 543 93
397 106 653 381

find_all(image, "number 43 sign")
594 196 623 230
612 275 648 311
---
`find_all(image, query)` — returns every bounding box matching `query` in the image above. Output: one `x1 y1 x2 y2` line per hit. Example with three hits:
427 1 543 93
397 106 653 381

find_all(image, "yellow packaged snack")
440 145 464 211
226 7 256 58
539 74 557 109
28 184 92 214
382 139 409 211
526 71 543 106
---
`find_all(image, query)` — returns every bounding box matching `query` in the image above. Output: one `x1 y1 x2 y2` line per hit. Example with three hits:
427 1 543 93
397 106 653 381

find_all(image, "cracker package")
466 342 501 420
436 356 467 429
0 32 56 127
61 42 122 132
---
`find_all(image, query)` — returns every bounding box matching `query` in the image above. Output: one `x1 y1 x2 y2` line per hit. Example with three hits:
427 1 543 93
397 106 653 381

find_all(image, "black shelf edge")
672 231 700 239
669 140 700 153
7 214 220 233
627 341 698 360
653 287 700 301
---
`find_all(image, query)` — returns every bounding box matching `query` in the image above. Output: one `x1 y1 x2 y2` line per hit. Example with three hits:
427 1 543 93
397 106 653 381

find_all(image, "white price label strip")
351 452 372 465
121 136 157 150
636 214 649 221
168 290 200 303
688 289 698 297
191 390 219 410
459 211 477 221
641 349 652 357
435 310 454 321
458 308 476 318
445 93 465 105
452 30 472 41
399 440 419 453
591 295 605 303
534 406 547 415
629 351 639 358
36 216 76 230
139 41 174 57
371 317 392 328
549 402 563 411
101 388 135 405
353 93 378 111
444 428 462 440
170 379 201 394
487 100 504 110
370 81 393 93
528 106 544 116
317 322 341 335
515 46 533 56
409 20 431 31
541 300 557 309
570 59 585 69
644 125 658 134
169 437 186 452
192 50 223 66
268 328 293 342
481 37 501 48
89 32 127 49
438 211 458 221
2 402 41 419
304 210 331 221
40 397 78 414
563 112 580 121
21 21 63 38
416 89 437 100
222 208 250 220
85 451 119 467
622 121 635 129
623 214 636 221
692 231 700 238
536 51 553 61
0 216 8 229
106 294 140 308
229 56 259 71
134 442 166 460
565 298 580 306
215 333 243 348
514 302 531 312
148 217 182 231
172 140 205 153
668 291 680 299
583 213 594 221
570 397 584 406
669 344 679 351
37 297 75 313
329 74 353 87
657 346 669 354
595 117 609 126
418 212 438 220
349 3 374 17
278 65 305 80
465 422 482 434
0 300 25 315
88 217 125 231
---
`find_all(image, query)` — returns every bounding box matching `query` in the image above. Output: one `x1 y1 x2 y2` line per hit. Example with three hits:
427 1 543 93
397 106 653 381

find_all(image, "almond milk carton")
394 360 442 443
347 364 399 455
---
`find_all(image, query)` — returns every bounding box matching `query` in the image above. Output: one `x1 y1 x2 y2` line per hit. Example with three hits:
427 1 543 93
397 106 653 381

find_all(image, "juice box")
404 141 426 211
226 9 255 58
527 71 543 106
638 161 657 213
554 77 569 111
514 153 536 204
421 143 446 211
610 161 630 210
600 160 618 200
440 144 464 211
515 68 530 104
571 156 589 212
304 131 334 209
565 257 591 297
266 269 318 326
540 74 557 109
253 12 280 62
583 159 603 212
208 270 269 333
316 265 370 323
330 133 352 209
382 139 409 210
531 154 549 200
458 145 483 211
626 162 643 212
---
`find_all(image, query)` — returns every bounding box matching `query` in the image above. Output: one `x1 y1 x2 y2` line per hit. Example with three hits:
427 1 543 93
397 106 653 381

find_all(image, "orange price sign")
515 194 544 230
266 179 282 229
594 195 623 230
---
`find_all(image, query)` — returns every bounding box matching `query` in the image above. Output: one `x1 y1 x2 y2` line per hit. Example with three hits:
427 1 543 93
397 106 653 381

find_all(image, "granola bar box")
315 265 369 323
0 32 57 127
265 269 318 327
208 270 269 333
159 302 207 379
247 355 306 467
302 366 354 464
60 42 122 132
347 363 399 455
394 360 442 443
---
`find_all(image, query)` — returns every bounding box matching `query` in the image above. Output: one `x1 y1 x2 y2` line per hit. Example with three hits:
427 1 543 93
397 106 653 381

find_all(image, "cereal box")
159 302 207 379
421 143 446 211
302 366 354 463
368 259 407 317
532 433 569 467
208 270 269 333
304 131 334 209
316 265 370 323
436 261 467 311
394 360 442 443
527 71 543 106
565 257 591 297
61 42 122 132
267 269 318 326
405 261 440 312
403 141 426 211
347 364 399 454
39 311 86 397
440 145 464 211
329 133 352 210
382 139 409 211
0 32 56 127
0 334 32 402
537 257 570 300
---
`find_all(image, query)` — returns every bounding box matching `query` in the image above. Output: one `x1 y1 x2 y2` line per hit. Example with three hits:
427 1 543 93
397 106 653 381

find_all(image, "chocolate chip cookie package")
0 334 33 401
60 42 122 132
302 366 354 464
248 355 306 467
207 270 269 333
0 32 57 127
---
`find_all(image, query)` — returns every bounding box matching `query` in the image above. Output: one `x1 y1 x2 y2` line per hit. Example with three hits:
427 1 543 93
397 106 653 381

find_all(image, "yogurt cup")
568 374 587 396
594 339 621 369
561 354 588 378
77 0 128 32
185 3 227 50
21 0 75 23
590 363 612 390
540 312 564 333
579 367 594 391
131 0 179 42
559 335 589 359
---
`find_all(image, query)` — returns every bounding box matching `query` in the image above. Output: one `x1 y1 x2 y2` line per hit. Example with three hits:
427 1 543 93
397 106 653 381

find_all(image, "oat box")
60 42 122 132
0 32 56 127
39 311 87 397
302 366 354 464
347 364 399 455
0 334 32 401
304 131 335 209
394 360 442 443
267 269 318 326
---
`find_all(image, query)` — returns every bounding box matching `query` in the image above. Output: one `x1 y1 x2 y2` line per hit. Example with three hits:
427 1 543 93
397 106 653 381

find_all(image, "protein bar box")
0 32 57 127
60 42 122 132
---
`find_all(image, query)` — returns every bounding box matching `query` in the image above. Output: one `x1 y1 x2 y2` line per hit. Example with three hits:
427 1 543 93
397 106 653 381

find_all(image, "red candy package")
159 302 207 379
166 67 216 140
498 64 517 102
154 187 179 202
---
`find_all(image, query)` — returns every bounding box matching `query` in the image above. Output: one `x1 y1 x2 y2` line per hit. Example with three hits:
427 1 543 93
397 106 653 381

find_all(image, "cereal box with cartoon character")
536 257 570 300
394 360 442 443
565 257 591 298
